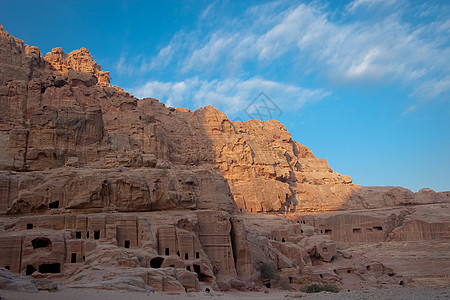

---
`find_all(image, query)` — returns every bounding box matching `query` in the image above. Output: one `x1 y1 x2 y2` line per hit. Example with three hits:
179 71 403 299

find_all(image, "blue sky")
1 0 449 192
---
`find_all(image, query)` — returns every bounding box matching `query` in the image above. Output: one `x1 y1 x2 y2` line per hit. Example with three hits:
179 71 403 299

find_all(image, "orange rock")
0 25 449 292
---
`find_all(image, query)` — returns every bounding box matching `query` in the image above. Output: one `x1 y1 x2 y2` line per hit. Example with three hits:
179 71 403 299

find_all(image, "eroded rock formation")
0 25 449 292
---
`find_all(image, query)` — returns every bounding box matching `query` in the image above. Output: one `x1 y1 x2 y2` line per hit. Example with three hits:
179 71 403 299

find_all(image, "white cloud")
121 1 449 110
173 2 448 88
402 104 417 115
131 77 329 119
345 0 397 13
410 75 450 100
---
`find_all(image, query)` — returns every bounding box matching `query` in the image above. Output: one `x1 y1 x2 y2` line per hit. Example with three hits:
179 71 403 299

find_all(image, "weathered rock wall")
291 203 450 243
1 25 449 292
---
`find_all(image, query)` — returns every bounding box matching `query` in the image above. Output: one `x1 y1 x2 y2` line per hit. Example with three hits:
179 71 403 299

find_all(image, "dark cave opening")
150 257 164 268
38 263 60 274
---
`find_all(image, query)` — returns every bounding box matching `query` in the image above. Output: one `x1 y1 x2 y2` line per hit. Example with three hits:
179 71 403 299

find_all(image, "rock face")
0 25 449 292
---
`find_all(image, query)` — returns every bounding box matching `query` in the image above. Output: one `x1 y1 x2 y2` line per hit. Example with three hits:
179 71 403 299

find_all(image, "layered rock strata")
0 25 449 292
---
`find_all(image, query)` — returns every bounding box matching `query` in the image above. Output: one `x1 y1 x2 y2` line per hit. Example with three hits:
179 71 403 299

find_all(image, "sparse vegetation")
280 279 291 290
303 283 339 293
260 262 280 281
50 159 63 169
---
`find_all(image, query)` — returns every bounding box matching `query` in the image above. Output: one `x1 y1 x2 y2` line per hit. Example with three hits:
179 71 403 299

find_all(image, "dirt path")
1 286 450 300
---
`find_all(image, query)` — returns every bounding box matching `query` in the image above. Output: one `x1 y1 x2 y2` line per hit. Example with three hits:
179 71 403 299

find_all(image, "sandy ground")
1 286 450 300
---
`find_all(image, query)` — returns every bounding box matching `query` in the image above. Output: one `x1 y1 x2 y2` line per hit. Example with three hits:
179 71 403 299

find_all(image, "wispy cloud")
345 0 398 13
132 77 329 118
118 1 450 113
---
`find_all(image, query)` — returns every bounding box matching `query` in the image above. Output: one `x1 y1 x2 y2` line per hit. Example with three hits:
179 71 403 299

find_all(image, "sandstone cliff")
0 25 449 292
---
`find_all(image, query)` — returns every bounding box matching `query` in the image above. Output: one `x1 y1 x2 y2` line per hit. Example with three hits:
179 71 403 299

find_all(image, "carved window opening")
39 263 60 274
176 250 180 257
82 256 85 261
265 283 271 288
373 226 383 231
75 232 81 239
185 253 189 260
193 264 201 276
325 229 332 234
195 264 208 281
71 253 77 263
5 266 10 270
31 237 51 249
319 274 323 278
94 231 100 240
86 231 89 239
196 252 200 259
49 201 59 209
186 266 191 271
150 257 164 268
282 238 286 243
353 228 361 233
301 229 303 233
124 240 130 248
165 248 169 255
26 265 36 275
27 224 33 230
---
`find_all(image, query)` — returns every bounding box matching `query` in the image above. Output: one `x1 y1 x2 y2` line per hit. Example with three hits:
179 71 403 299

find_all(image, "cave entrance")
193 264 201 275
94 231 100 240
31 237 51 249
49 201 59 209
26 265 36 275
71 253 77 263
38 263 61 274
124 240 130 248
150 257 164 268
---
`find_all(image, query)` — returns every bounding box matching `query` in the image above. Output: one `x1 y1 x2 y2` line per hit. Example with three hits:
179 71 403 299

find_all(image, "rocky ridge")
0 25 449 293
